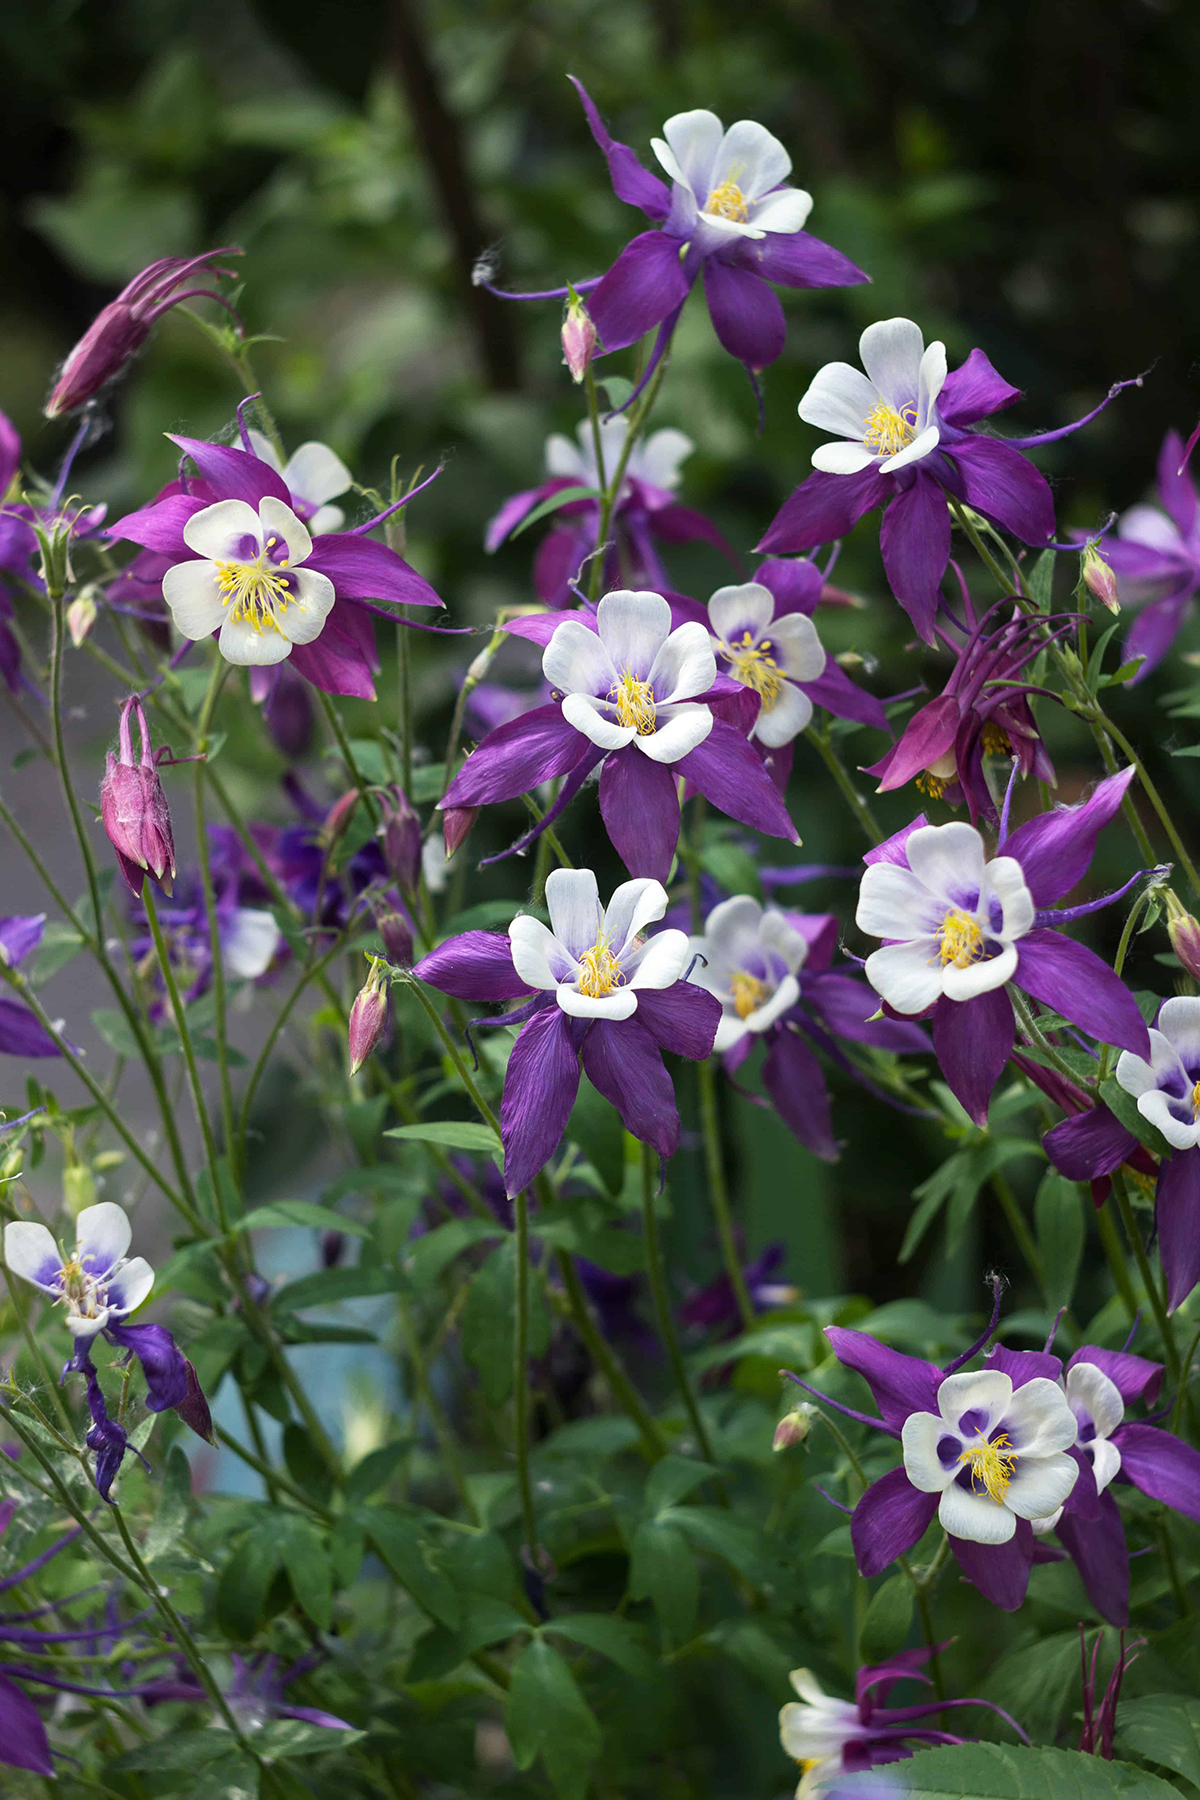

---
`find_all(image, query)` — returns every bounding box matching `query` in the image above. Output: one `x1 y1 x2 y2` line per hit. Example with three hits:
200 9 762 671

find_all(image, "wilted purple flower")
854 771 1150 1124
101 697 177 897
45 248 243 417
0 916 63 1060
1099 429 1200 678
349 958 390 1075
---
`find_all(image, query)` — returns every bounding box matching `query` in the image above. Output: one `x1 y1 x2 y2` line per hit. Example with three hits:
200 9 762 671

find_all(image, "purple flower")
679 1241 797 1338
854 769 1150 1124
142 1651 353 1732
126 857 283 1015
100 697 177 898
3 1202 153 1342
110 435 442 699
413 867 721 1194
0 915 63 1059
440 589 798 882
1099 429 1200 678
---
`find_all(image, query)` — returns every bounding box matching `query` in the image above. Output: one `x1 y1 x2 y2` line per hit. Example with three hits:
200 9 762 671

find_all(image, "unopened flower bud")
380 787 421 894
66 593 97 646
174 1357 215 1445
373 904 414 969
1166 891 1200 982
561 290 599 384
442 806 479 859
63 1155 97 1220
349 957 390 1076
1082 542 1120 614
322 789 360 847
101 698 176 897
773 1405 816 1452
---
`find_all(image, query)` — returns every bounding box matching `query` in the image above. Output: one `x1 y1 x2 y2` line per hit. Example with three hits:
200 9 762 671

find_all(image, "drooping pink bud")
45 249 243 419
1166 891 1200 983
322 789 360 846
443 805 479 858
174 1358 215 1445
1082 542 1120 615
373 903 414 969
66 593 97 646
772 1405 815 1452
561 289 598 384
348 958 390 1075
100 698 176 897
380 788 421 894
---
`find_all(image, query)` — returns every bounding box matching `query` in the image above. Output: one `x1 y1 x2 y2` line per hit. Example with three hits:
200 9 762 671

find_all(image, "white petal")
1119 504 1182 553
1156 996 1200 1070
543 620 616 697
1115 1030 1179 1099
1089 1436 1123 1495
917 339 948 424
744 973 800 1033
596 590 671 679
510 915 578 990
1136 1087 1200 1150
936 1368 1012 1434
760 910 810 974
257 495 312 566
1002 1376 1079 1457
277 568 335 646
901 1409 961 1493
162 561 226 640
556 985 638 1021
648 621 716 703
602 878 669 961
560 692 635 750
713 119 791 200
812 441 880 475
1004 1451 1079 1521
748 187 812 234
308 503 345 534
3 1221 63 1294
544 868 604 961
1066 1361 1124 1442
799 363 879 440
66 1314 108 1340
246 429 284 473
182 498 263 561
858 319 926 408
863 940 942 1013
223 908 282 979
982 856 1035 942
218 614 293 666
905 822 987 908
283 441 353 506
753 680 812 746
702 894 764 956
709 582 776 644
658 110 724 194
635 703 713 763
769 613 826 681
545 432 588 480
856 862 947 940
630 428 692 491
74 1202 132 1278
879 424 941 474
627 928 690 990
105 1256 155 1317
713 1013 750 1054
941 939 1017 1001
938 1481 1015 1544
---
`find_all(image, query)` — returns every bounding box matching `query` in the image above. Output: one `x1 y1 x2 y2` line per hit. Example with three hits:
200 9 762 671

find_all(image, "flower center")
981 720 1012 756
958 1431 1017 1504
937 908 984 969
704 174 749 222
1192 1081 1200 1120
214 537 294 632
610 671 658 735
862 401 918 458
730 969 771 1019
915 770 947 799
725 633 783 710
56 1255 107 1319
577 934 625 998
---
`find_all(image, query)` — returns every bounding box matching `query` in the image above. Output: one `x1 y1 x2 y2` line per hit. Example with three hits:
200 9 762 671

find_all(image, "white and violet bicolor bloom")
650 110 814 252
544 418 693 504
162 496 336 667
246 431 353 534
901 1368 1079 1545
800 318 947 477
509 868 689 1021
1115 995 1200 1150
706 581 826 746
688 895 807 1052
4 1203 153 1339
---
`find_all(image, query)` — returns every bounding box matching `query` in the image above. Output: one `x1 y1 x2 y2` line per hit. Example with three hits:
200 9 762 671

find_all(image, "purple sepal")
866 696 958 791
1114 1421 1200 1521
167 434 290 507
851 1466 938 1578
500 1005 580 1196
952 437 1054 544
930 988 1015 1127
599 747 679 884
703 259 785 369
82 1362 150 1502
288 603 379 700
0 916 44 964
949 1521 1033 1611
879 474 951 645
0 998 62 1060
413 931 533 1003
1155 1145 1200 1312
305 532 442 609
675 721 798 843
731 229 869 292
863 816 931 868
1068 1346 1163 1408
176 1356 216 1444
938 349 1022 426
757 556 824 616
634 983 721 1059
442 704 586 808
105 1321 188 1413
582 1016 679 1160
567 77 670 222
756 467 889 556
1043 1104 1136 1182
1014 930 1150 1059
1123 587 1193 680
1003 766 1136 906
763 1028 838 1160
803 658 889 732
824 1326 941 1429
109 491 205 555
1055 1489 1128 1625
586 231 692 357
0 1672 54 1776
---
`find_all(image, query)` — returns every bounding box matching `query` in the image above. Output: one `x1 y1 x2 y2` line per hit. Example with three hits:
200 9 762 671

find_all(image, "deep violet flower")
412 867 720 1194
679 1241 798 1339
110 435 443 698
482 84 867 390
141 1651 353 1732
1098 429 1200 679
486 417 732 605
759 320 1131 644
853 770 1150 1125
0 915 64 1060
779 1648 1026 1797
439 589 798 883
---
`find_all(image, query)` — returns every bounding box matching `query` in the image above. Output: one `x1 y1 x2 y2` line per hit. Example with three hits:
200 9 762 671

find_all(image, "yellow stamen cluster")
704 175 750 222
577 933 625 999
958 1430 1017 1504
980 720 1012 756
725 632 783 711
214 536 293 633
730 969 770 1019
1192 1081 1200 1120
937 908 984 969
863 401 918 458
610 671 658 735
915 770 947 800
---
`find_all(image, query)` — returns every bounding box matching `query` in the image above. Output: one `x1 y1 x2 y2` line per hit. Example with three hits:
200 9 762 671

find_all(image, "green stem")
697 1058 754 1332
639 1142 715 1461
237 939 347 1159
236 1396 284 1508
1009 985 1096 1091
1095 1201 1140 1323
1093 710 1200 901
805 724 883 846
406 978 502 1137
950 498 1014 594
551 1246 667 1461
1110 1168 1181 1384
587 361 669 604
318 688 380 825
513 1186 538 1555
1157 1515 1189 1617
991 1170 1045 1295
1098 887 1154 1083
191 662 237 1187
2 1269 73 1433
396 620 414 797
1171 1325 1200 1435
142 882 223 1215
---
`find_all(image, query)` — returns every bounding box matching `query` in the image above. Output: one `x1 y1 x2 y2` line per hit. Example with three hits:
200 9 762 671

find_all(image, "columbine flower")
111 435 442 699
759 321 1131 643
0 916 64 1060
705 580 826 747
485 416 731 605
854 773 1150 1124
1098 429 1200 678
482 81 866 389
440 590 797 883
779 1651 1025 1797
245 430 353 533
4 1202 153 1340
100 697 176 897
141 1651 353 1733
413 867 720 1194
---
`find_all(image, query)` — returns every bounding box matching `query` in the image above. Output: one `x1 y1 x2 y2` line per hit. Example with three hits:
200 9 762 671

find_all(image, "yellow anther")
213 550 293 633
725 631 783 710
1192 1081 1200 1120
863 400 918 458
958 1431 1016 1504
915 770 947 799
577 933 624 998
610 671 658 735
730 970 770 1019
937 908 983 969
704 175 750 222
980 720 1012 756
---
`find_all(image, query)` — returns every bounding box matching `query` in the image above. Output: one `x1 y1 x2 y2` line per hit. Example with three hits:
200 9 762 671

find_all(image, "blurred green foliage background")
3 0 1199 1323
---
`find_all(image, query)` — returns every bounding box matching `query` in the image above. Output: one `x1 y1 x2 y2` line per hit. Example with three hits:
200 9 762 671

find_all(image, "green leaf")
1035 1172 1085 1312
665 1505 767 1584
461 1239 551 1407
279 1519 334 1630
343 1440 413 1503
237 1199 371 1238
144 1444 192 1562
385 1120 501 1155
644 1455 720 1516
565 1078 626 1197
842 1740 1178 1795
361 1506 461 1627
628 1518 698 1644
859 1572 913 1663
1170 744 1200 759
506 1638 603 1800
106 1731 244 1775
699 840 763 903
534 1213 645 1274
271 1265 404 1312
187 1316 252 1394
545 1613 657 1678
255 1717 365 1759
509 484 602 539
599 376 635 409
216 1523 284 1638
1098 1076 1173 1158
1028 548 1056 612
282 1421 335 1506
29 921 84 983
1118 1695 1200 1792
403 1216 505 1289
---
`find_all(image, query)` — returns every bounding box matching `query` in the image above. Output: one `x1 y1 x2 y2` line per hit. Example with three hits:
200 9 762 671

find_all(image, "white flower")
707 582 826 746
247 431 353 534
1115 995 1200 1149
901 1368 1079 1544
509 867 688 1021
689 895 807 1053
223 908 282 980
4 1202 153 1340
651 110 813 256
778 1669 862 1799
543 589 716 763
163 496 336 667
545 419 693 502
800 319 947 477
855 821 1034 1014
1063 1360 1125 1496
422 833 449 894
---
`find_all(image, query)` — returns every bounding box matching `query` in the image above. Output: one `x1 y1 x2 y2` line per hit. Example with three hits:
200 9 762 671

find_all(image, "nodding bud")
380 787 421 894
373 903 414 969
772 1405 815 1452
442 805 479 858
100 698 176 897
45 249 243 419
321 1229 346 1269
561 289 598 384
348 957 390 1075
1166 890 1200 982
66 593 97 646
1082 542 1120 614
322 789 360 847
174 1357 215 1445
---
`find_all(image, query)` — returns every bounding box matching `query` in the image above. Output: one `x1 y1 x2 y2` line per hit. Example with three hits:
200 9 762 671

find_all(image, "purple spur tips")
100 696 177 898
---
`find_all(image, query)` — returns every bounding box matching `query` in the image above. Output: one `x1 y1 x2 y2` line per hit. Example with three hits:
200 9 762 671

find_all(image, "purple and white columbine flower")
3 1202 153 1340
483 82 866 392
854 769 1150 1124
440 590 797 883
245 430 353 534
705 581 826 748
690 895 808 1053
413 867 720 1195
1099 430 1200 679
